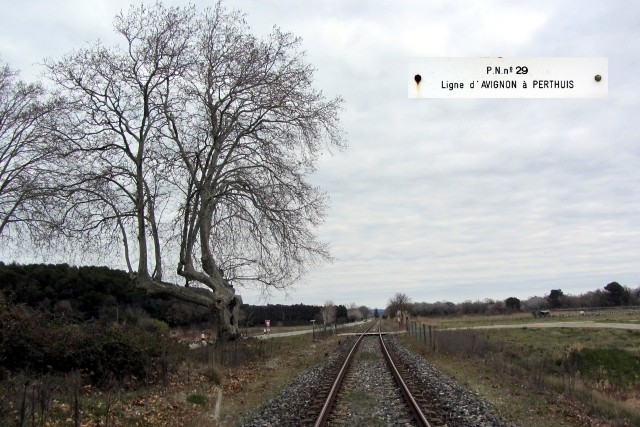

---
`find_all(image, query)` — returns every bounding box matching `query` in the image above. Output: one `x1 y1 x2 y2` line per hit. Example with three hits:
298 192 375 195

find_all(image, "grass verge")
401 316 640 427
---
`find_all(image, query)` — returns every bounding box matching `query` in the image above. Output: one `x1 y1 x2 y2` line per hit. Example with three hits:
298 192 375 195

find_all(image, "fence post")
422 324 426 345
432 326 437 352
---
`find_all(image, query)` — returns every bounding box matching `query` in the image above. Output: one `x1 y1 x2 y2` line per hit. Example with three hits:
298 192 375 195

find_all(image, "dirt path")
450 320 640 331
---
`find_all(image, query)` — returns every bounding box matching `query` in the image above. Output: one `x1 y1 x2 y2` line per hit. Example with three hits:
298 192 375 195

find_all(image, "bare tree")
386 292 412 318
45 3 195 282
358 305 370 320
164 4 343 339
347 305 363 322
321 300 337 326
0 59 60 240
45 2 343 340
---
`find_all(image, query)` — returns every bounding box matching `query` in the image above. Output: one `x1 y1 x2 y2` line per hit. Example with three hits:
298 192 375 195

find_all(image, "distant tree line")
240 303 322 327
239 302 362 328
386 282 640 317
539 283 639 310
0 262 212 326
0 262 363 328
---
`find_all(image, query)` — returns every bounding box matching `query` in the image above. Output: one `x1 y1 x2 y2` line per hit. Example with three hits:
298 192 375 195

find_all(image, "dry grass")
217 334 342 425
402 313 640 427
1 319 379 426
0 332 348 426
11 316 637 426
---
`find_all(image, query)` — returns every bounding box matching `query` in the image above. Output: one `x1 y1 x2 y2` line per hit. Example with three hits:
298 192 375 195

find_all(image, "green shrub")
0 304 45 373
186 393 207 405
566 347 640 387
0 303 186 387
140 317 170 333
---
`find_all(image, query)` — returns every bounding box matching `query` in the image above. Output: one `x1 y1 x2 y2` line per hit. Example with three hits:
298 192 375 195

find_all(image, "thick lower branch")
135 276 215 308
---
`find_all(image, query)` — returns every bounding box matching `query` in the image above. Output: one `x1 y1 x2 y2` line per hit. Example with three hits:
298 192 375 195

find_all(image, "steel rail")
313 320 376 427
379 325 432 427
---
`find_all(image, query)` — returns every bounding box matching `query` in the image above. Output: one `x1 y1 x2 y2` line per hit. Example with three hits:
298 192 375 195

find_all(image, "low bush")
0 303 186 387
186 393 207 406
565 347 640 387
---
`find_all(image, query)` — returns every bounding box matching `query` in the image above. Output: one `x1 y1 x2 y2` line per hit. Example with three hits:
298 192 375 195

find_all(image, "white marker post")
409 57 608 99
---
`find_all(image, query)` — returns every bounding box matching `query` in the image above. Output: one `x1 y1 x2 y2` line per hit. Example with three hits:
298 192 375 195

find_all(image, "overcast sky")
1 0 639 309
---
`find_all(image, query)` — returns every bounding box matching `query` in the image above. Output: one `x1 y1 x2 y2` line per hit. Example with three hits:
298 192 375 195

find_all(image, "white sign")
408 57 608 99
265 319 270 328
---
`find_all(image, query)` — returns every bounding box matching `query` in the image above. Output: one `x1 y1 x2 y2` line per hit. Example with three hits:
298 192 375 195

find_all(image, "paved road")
254 320 373 339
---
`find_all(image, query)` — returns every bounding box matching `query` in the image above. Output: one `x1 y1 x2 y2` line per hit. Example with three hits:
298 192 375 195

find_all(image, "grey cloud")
2 0 639 309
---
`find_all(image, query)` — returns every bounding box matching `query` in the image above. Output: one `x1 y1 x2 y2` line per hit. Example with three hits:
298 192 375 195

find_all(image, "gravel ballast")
243 334 516 426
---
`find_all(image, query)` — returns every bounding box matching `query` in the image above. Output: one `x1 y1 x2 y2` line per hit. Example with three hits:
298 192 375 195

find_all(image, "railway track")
308 321 435 426
244 320 512 426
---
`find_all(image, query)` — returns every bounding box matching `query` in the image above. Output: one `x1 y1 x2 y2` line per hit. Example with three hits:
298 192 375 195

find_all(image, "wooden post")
432 326 437 352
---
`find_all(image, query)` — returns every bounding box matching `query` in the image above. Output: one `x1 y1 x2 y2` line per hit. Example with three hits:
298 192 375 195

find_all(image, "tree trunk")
214 290 242 341
135 148 153 282
175 261 242 341
149 205 163 281
116 215 134 277
136 180 149 280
